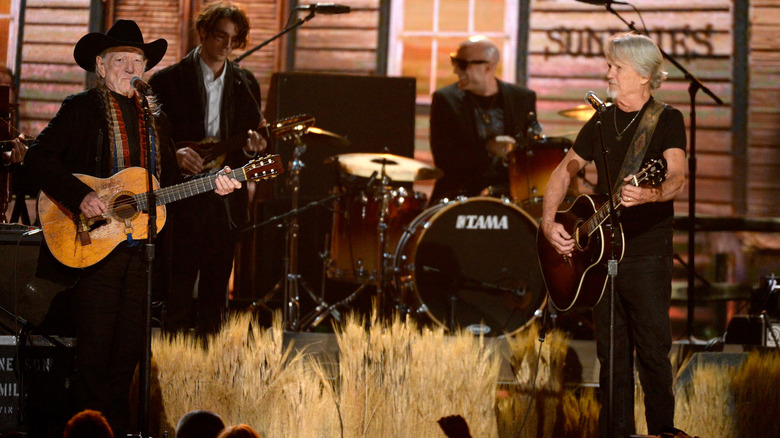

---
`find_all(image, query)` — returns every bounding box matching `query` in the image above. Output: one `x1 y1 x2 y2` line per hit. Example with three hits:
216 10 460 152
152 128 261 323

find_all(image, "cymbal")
329 152 443 182
306 127 351 145
532 135 573 149
558 103 612 122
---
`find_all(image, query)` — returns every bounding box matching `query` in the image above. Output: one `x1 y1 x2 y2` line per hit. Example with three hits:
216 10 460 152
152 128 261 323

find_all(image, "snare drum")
393 197 546 336
328 186 426 284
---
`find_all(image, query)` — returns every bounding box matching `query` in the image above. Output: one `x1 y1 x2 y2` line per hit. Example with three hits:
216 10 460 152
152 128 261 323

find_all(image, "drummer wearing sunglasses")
430 36 537 203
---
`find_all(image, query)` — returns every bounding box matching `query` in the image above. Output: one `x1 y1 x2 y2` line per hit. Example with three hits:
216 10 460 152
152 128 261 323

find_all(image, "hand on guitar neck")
1 134 29 165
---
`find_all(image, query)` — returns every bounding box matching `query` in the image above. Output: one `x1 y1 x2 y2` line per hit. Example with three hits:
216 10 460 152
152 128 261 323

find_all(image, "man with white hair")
429 36 537 203
540 32 686 437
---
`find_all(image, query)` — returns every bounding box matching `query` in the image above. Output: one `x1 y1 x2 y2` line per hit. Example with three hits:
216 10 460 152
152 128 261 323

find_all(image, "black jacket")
149 49 264 225
24 88 179 284
430 80 536 202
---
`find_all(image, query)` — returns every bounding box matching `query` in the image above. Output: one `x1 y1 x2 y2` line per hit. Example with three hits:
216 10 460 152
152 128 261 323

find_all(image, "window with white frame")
388 0 520 103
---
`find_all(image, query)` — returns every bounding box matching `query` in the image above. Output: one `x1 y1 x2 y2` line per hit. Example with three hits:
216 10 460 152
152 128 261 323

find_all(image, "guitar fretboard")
133 167 248 210
578 162 662 238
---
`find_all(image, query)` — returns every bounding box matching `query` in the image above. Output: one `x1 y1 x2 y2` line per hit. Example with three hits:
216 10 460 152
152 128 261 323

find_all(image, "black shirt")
572 96 686 256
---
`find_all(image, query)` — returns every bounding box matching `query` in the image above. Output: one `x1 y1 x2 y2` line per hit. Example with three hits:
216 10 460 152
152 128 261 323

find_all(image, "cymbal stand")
283 133 313 330
375 162 391 316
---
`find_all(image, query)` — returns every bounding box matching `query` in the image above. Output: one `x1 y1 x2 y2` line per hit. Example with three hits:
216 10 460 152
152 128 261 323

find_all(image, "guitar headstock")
242 154 285 182
637 158 667 187
270 115 316 141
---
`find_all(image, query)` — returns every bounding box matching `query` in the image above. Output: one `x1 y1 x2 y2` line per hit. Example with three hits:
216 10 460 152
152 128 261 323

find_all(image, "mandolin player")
148 1 268 337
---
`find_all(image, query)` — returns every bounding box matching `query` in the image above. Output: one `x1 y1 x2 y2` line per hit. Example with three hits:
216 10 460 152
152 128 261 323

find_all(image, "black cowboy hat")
73 19 167 72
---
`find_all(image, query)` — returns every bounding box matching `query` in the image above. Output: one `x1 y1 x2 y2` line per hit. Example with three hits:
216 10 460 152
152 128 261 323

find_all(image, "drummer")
429 36 538 203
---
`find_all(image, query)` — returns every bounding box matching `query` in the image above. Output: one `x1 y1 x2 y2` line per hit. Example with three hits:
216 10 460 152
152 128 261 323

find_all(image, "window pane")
434 37 464 91
439 0 469 32
474 0 505 33
401 37 433 96
405 0 434 32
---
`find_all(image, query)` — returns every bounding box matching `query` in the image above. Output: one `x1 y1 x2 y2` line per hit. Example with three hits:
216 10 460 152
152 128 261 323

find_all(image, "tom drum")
329 186 426 284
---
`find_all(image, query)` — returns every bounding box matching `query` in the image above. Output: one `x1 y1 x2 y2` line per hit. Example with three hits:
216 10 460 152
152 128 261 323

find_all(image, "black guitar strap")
613 98 667 191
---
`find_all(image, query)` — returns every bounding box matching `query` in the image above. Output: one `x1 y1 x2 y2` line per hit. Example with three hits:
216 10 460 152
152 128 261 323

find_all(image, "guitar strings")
83 160 275 218
575 164 655 239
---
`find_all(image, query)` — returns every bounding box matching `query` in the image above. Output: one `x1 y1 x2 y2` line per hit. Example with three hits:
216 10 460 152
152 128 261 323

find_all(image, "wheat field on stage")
140 312 780 438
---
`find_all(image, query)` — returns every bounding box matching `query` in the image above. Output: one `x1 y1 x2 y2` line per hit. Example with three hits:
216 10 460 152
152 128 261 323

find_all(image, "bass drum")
394 197 546 336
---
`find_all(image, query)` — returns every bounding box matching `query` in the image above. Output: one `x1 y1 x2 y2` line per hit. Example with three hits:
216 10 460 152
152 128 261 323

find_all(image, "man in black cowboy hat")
24 19 241 435
149 1 267 336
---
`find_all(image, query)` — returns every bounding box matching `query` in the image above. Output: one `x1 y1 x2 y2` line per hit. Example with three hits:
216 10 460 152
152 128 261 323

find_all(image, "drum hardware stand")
296 234 348 331
375 167 391 317
242 193 341 322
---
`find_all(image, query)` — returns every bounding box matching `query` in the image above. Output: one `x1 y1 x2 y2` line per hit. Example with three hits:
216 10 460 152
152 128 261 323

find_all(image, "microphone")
585 91 608 113
130 76 154 96
298 3 351 14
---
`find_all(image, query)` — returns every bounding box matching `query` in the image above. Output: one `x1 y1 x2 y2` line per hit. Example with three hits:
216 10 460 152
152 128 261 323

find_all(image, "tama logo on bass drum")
455 215 509 230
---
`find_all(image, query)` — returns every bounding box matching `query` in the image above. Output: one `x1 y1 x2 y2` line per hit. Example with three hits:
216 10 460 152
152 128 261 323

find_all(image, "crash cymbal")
306 127 351 145
329 152 443 182
558 103 612 122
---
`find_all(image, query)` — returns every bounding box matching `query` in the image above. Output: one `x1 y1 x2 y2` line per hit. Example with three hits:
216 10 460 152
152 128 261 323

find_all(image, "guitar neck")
134 167 248 209
580 163 659 237
582 190 624 237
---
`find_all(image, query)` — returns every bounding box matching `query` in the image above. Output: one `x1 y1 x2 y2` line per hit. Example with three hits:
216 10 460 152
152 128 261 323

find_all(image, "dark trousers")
165 197 237 336
593 255 675 438
71 245 145 436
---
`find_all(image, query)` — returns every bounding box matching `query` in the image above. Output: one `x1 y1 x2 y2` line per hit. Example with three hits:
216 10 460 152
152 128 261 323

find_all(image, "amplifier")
0 227 42 328
0 335 75 434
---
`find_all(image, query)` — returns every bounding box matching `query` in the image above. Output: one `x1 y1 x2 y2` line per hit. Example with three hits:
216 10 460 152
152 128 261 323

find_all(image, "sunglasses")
450 55 490 70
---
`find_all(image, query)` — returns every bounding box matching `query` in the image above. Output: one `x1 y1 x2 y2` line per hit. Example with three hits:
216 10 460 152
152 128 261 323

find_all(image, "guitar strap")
613 98 667 191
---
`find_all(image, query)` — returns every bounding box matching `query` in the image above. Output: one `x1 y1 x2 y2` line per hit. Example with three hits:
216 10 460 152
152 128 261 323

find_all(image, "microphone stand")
233 9 316 64
605 1 724 341
137 93 156 438
594 106 619 438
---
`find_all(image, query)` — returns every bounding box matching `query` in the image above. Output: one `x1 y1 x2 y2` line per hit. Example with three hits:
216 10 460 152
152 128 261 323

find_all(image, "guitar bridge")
77 214 92 246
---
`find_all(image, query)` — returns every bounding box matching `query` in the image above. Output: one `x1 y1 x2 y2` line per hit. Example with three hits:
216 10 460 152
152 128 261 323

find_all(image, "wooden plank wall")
748 0 780 218
18 0 90 135
292 0 380 74
528 0 734 216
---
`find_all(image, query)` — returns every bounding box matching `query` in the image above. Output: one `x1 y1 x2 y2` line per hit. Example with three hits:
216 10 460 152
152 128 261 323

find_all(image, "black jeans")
593 255 675 437
71 245 145 436
165 197 237 336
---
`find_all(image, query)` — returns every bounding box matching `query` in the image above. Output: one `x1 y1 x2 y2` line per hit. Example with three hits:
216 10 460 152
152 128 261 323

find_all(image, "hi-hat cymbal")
558 103 612 122
329 152 443 182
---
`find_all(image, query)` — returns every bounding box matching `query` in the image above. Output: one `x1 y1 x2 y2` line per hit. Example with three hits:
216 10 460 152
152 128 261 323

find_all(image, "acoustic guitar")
537 159 667 311
38 155 283 268
177 115 316 171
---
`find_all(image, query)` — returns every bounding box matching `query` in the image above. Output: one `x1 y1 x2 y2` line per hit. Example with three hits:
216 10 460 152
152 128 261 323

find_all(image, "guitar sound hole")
112 194 139 220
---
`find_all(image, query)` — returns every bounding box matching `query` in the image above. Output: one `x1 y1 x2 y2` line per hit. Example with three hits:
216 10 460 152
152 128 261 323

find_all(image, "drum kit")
269 108 588 336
